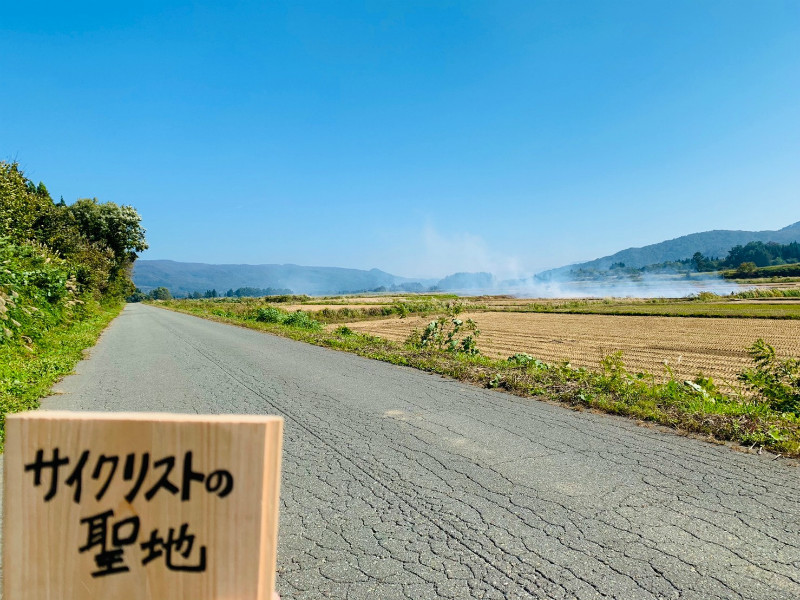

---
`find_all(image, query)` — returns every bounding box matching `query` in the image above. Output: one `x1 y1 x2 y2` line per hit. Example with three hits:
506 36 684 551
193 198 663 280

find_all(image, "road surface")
10 303 800 599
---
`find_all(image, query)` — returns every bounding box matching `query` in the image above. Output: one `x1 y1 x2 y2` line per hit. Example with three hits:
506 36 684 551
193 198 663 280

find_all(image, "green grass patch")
497 298 800 319
0 301 123 450
155 299 800 457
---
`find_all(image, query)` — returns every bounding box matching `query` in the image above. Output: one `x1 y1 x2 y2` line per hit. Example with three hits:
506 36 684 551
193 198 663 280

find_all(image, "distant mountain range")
538 220 800 279
134 220 800 295
133 260 439 296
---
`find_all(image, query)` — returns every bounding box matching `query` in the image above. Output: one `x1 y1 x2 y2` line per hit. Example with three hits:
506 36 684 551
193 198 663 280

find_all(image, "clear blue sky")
2 1 798 278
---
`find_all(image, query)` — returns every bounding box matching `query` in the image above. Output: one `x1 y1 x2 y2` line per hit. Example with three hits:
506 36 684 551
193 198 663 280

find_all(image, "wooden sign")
3 411 283 600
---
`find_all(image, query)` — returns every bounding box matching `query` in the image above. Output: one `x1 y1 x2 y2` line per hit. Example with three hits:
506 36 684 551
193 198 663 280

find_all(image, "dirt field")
341 312 800 387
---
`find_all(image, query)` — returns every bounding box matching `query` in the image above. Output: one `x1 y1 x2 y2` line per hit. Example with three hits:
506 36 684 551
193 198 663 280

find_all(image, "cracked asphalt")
15 303 800 599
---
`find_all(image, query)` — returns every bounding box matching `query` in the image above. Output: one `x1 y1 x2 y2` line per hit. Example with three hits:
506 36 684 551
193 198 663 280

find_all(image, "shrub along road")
10 303 800 599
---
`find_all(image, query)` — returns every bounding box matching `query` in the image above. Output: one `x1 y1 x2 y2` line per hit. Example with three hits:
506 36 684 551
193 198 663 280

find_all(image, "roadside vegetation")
154 294 485 324
503 297 800 319
0 161 147 448
154 297 800 457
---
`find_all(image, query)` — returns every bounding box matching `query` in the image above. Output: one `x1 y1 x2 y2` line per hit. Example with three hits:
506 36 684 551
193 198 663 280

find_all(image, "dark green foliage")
255 307 285 323
126 288 149 302
221 287 292 298
149 287 172 300
1 161 147 445
0 238 72 344
252 306 321 330
723 262 800 280
0 161 147 361
691 252 717 272
674 242 800 274
1 161 146 300
128 287 174 301
283 311 322 330
739 340 800 415
726 241 800 268
265 294 310 303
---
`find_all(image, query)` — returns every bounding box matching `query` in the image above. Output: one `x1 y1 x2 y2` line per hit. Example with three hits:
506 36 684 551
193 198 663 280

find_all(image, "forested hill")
540 221 800 277
133 260 436 296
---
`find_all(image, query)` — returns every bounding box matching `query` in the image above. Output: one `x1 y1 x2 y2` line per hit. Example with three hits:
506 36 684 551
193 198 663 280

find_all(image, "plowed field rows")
342 312 800 386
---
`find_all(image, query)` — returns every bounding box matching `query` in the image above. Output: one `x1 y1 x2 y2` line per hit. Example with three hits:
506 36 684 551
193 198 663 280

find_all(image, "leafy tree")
68 198 148 267
149 287 172 300
0 162 54 240
690 252 717 272
724 241 800 269
1 161 147 300
126 288 149 303
735 262 758 277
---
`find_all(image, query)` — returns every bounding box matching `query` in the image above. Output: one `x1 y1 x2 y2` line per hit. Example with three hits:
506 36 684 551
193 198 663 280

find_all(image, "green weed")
0 301 123 450
739 339 800 414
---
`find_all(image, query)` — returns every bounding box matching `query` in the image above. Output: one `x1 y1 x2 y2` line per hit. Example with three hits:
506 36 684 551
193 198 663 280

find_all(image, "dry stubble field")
340 311 800 387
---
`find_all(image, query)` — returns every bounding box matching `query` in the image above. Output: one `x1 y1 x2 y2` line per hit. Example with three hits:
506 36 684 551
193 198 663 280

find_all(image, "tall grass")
0 301 123 449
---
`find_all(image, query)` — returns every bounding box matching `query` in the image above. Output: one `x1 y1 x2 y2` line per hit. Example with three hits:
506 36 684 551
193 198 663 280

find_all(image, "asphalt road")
11 303 800 599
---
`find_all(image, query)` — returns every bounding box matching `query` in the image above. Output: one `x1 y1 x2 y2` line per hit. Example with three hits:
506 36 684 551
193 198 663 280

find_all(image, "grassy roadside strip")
0 301 123 450
168 294 488 324
153 299 800 458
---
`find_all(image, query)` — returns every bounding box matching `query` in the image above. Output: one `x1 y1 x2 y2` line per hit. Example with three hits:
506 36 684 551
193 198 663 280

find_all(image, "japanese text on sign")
23 449 234 578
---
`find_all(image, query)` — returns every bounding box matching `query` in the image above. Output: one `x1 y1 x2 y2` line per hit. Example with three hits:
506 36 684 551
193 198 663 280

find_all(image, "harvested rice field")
341 312 800 387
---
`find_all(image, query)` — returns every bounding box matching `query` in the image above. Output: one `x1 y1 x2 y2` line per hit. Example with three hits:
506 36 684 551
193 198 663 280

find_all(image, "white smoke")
414 224 524 280
394 224 748 298
494 273 746 299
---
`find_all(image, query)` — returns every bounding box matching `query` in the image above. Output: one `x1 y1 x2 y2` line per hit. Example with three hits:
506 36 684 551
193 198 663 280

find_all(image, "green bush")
253 307 321 330
283 311 322 330
255 307 286 323
0 237 76 346
739 339 800 414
